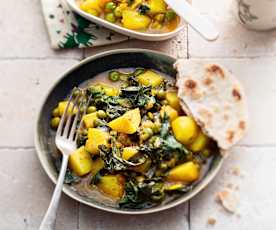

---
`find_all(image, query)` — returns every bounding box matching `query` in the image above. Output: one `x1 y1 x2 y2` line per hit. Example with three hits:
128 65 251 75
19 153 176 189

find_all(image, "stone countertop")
0 0 276 229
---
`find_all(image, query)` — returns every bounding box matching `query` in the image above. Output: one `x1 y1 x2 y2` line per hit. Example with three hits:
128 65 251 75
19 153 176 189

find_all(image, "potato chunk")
122 10 151 30
109 108 141 134
80 0 102 14
148 0 167 14
137 70 163 87
189 131 209 152
172 116 199 145
167 162 200 183
122 147 138 160
85 128 109 155
97 175 125 199
91 158 105 175
82 112 98 128
93 83 119 96
160 105 178 122
166 91 182 112
58 101 77 116
69 146 93 176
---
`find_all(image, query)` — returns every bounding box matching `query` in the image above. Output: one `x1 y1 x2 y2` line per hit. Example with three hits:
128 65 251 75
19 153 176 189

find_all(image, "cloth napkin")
41 0 128 49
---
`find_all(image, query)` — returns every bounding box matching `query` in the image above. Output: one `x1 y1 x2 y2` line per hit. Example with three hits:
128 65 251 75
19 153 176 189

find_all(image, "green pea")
114 7 122 17
105 2 116 12
105 13 116 23
93 118 104 127
155 13 165 22
97 110 107 119
140 133 150 141
202 149 211 158
152 122 161 133
110 130 117 136
157 90 166 99
147 112 154 120
143 128 153 137
87 106 97 114
159 163 168 170
165 10 177 21
51 117 60 129
108 71 120 82
52 107 59 117
134 68 145 77
161 99 168 105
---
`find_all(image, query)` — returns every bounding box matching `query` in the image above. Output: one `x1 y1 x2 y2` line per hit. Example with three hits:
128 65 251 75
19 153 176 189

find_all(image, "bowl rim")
66 0 185 41
34 48 224 215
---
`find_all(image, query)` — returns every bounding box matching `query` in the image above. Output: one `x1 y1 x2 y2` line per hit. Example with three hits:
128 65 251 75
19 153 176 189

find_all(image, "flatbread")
174 60 248 150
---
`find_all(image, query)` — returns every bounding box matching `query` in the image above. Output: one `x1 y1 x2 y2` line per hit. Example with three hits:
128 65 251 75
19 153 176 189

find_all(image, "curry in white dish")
77 0 180 33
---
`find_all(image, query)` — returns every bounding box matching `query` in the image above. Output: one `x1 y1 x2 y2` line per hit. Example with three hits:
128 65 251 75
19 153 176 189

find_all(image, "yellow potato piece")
137 70 163 87
172 116 199 145
167 161 200 183
109 108 141 134
82 112 98 128
97 175 125 200
58 101 78 116
160 105 178 122
80 0 102 13
69 146 93 176
90 158 105 175
189 131 209 152
166 91 182 112
122 147 138 160
93 83 119 96
148 0 167 14
122 10 151 30
85 128 109 155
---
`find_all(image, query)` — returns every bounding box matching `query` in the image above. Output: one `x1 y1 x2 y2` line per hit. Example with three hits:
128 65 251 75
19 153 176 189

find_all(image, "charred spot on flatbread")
232 88 242 101
239 121 246 130
202 77 213 86
226 130 235 144
184 79 202 100
185 79 197 89
206 64 225 79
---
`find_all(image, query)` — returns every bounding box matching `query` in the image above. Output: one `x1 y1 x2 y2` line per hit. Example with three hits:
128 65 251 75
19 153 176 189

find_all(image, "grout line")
0 56 82 61
186 55 276 59
77 202 80 230
188 201 191 230
187 25 190 59
0 146 35 150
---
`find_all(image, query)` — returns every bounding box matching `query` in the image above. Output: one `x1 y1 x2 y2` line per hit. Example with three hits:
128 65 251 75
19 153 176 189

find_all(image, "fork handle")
39 154 69 230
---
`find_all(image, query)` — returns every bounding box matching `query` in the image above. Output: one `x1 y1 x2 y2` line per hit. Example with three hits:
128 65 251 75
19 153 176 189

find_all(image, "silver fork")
39 90 84 230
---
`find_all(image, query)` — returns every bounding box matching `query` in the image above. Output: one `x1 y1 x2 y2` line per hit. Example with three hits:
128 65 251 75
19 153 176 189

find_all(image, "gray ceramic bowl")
35 49 223 215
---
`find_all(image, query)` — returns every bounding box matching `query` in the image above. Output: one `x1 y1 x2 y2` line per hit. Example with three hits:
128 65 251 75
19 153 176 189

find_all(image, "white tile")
189 0 276 57
190 146 276 230
0 59 78 147
0 149 78 230
85 29 188 59
0 0 82 58
79 203 189 230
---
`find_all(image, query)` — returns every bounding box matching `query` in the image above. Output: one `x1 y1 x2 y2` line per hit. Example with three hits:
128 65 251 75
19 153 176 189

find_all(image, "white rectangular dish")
66 0 185 41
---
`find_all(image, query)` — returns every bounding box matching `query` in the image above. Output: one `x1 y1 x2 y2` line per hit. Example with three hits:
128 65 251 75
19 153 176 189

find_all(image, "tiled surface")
188 0 276 58
190 146 276 230
85 29 188 59
1 0 276 229
0 0 82 59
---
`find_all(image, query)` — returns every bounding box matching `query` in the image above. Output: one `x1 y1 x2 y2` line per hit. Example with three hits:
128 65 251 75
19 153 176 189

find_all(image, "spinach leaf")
138 4 150 15
99 144 127 173
119 179 164 209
